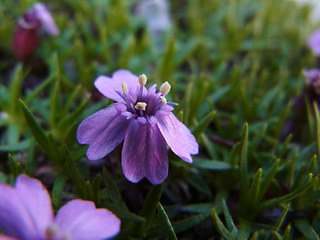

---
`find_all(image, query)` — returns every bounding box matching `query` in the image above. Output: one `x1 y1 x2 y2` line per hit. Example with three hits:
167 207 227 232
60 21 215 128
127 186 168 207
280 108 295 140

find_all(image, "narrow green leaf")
102 202 145 223
157 36 176 82
0 139 31 152
283 224 292 240
25 74 55 104
240 122 249 200
102 168 127 207
9 64 23 117
19 99 51 157
51 173 67 207
192 110 216 138
222 199 237 235
257 174 313 212
294 219 319 240
258 158 280 201
65 148 85 197
173 211 211 234
57 97 90 133
181 203 213 213
25 139 35 175
237 220 251 240
275 203 291 232
249 168 262 205
187 171 212 198
158 202 178 240
211 208 236 240
134 184 164 238
313 102 320 159
50 79 61 127
62 84 82 115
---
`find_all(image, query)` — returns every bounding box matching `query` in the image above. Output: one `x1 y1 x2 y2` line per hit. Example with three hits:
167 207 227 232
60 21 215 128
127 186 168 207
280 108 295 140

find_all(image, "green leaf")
181 203 213 213
25 74 55 104
187 171 212 198
9 64 23 117
211 207 236 240
313 102 320 160
102 168 127 208
258 158 280 202
248 168 262 206
0 138 31 152
102 202 145 223
237 220 251 240
51 173 67 207
173 211 211 234
65 148 85 197
132 184 164 238
257 174 314 212
158 202 178 240
50 79 61 127
240 122 249 202
294 219 320 240
222 199 237 235
192 158 234 170
192 110 216 138
19 99 52 158
57 97 90 134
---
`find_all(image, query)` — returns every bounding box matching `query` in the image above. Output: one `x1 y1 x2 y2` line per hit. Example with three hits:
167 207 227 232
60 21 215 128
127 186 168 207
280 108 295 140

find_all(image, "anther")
160 96 167 104
139 74 147 86
135 102 147 111
122 82 128 94
160 81 171 95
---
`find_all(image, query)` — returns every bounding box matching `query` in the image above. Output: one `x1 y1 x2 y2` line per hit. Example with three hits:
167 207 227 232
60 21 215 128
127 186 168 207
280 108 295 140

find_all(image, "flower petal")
94 70 140 102
0 235 19 240
77 103 130 160
308 29 320 56
33 3 59 36
0 182 39 239
156 111 198 163
15 174 54 237
122 117 169 184
55 200 120 240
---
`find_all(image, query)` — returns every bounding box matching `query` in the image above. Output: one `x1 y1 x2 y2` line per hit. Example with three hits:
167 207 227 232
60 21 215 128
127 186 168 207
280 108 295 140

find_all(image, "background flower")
0 174 120 240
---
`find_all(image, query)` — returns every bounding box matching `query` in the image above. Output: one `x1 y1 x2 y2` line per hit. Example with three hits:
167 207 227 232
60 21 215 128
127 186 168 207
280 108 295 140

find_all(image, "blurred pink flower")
13 2 59 61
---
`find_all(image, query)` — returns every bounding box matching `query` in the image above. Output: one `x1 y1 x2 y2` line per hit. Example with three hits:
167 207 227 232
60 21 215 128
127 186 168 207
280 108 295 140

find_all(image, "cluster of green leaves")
1 0 320 239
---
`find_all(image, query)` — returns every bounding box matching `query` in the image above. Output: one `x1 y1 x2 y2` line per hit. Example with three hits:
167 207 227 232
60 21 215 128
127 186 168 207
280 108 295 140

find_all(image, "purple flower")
0 174 120 240
13 2 59 60
77 70 199 184
308 29 320 56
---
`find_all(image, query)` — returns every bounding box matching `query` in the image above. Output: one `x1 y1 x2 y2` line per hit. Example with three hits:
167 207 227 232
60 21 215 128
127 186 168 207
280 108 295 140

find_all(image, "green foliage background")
1 0 320 239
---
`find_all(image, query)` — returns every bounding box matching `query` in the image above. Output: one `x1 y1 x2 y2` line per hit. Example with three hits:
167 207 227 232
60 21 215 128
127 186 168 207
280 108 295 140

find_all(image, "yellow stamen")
160 96 167 104
122 82 128 94
160 81 171 95
139 74 147 86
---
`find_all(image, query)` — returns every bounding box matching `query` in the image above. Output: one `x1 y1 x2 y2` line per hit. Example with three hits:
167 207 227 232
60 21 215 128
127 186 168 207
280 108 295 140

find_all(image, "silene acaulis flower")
13 2 59 61
0 174 120 240
77 70 199 184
